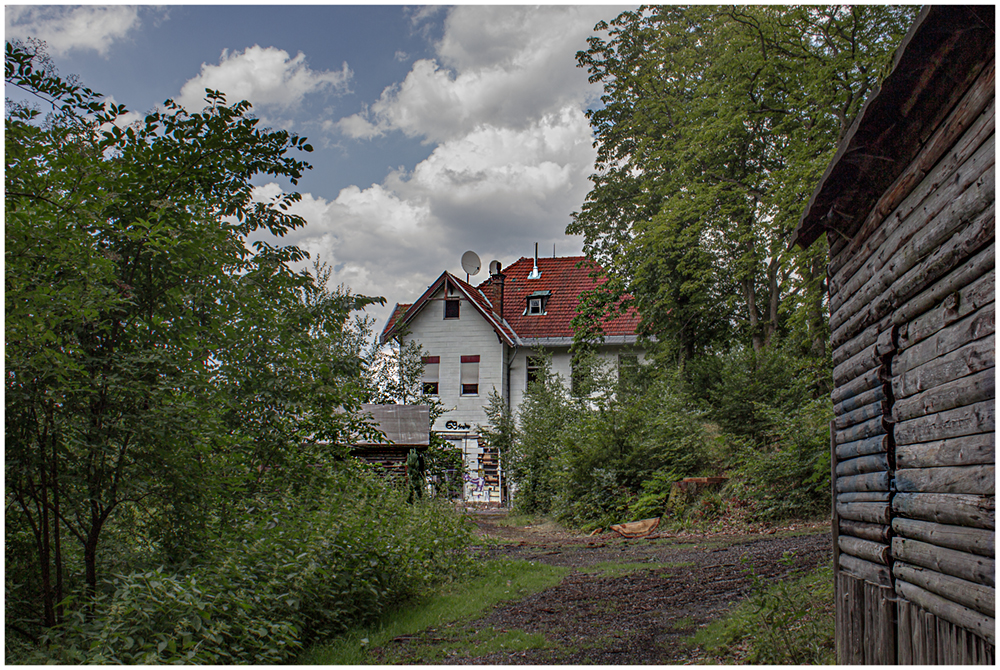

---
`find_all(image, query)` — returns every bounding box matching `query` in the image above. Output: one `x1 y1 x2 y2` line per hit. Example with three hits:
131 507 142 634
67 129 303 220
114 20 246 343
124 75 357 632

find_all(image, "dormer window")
524 290 551 316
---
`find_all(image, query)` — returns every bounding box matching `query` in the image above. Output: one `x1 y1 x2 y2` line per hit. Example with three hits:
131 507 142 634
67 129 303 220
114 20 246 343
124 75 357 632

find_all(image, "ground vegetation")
5 40 472 663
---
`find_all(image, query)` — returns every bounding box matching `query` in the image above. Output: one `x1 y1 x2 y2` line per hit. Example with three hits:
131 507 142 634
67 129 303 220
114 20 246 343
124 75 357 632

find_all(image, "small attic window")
524 290 551 316
444 298 460 319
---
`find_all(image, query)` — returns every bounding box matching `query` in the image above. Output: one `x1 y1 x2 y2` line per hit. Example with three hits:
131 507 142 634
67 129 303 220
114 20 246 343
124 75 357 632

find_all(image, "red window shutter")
461 355 480 363
422 356 440 364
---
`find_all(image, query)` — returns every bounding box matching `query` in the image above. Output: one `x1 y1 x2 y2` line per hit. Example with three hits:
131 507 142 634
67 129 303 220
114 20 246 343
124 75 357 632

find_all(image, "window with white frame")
460 355 479 395
422 356 440 395
524 290 550 315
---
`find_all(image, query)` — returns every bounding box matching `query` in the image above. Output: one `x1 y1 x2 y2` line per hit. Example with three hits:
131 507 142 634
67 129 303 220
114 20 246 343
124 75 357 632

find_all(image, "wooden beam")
837 501 891 525
835 434 889 461
892 536 995 586
893 517 995 557
836 471 890 493
840 518 892 542
893 492 995 530
896 578 995 645
836 453 889 477
896 432 995 469
895 465 995 496
839 535 891 564
894 399 994 445
898 267 994 350
893 366 995 423
895 301 995 376
840 553 892 587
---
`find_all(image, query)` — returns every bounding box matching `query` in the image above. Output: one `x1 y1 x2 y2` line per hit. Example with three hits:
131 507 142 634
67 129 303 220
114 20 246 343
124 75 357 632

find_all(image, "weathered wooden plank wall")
819 8 995 663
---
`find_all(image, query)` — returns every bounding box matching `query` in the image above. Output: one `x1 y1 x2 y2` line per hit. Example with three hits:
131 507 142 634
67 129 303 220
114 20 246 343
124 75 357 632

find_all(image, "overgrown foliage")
569 5 918 359
5 40 471 663
690 559 835 664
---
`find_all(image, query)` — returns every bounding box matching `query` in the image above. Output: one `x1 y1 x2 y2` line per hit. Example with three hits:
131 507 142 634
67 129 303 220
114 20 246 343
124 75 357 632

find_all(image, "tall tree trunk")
764 256 780 348
743 277 764 352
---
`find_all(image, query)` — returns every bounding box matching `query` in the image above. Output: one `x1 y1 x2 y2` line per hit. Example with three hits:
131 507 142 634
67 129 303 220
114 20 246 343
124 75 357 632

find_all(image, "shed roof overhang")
793 5 995 250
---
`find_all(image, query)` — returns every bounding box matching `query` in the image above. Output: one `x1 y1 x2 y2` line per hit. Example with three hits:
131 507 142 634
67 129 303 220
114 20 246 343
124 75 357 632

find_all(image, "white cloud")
261 6 626 327
5 5 141 57
336 5 611 144
176 45 351 114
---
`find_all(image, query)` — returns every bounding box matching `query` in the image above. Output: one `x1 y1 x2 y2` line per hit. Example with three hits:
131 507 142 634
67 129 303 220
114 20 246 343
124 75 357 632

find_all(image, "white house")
380 253 644 504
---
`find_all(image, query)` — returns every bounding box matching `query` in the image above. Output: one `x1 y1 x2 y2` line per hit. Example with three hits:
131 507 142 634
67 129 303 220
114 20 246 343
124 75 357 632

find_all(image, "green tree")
569 6 918 357
4 40 361 633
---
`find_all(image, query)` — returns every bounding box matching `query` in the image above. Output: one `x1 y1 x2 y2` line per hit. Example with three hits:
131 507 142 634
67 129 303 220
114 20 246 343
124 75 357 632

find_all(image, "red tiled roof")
479 256 640 340
380 303 411 341
381 257 639 344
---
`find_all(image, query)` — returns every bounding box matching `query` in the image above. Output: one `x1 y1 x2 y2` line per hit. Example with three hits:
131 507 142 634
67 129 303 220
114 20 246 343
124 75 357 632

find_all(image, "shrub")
14 464 474 664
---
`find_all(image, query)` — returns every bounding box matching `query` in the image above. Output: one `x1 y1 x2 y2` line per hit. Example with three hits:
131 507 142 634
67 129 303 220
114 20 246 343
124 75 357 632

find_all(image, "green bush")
14 465 474 664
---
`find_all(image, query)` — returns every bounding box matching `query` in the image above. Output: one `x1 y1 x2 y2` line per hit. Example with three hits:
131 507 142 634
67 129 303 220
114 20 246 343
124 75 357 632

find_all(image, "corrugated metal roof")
357 404 430 447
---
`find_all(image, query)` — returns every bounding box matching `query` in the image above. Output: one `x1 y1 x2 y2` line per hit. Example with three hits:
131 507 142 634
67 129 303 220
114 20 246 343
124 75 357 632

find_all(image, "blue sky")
6 4 632 329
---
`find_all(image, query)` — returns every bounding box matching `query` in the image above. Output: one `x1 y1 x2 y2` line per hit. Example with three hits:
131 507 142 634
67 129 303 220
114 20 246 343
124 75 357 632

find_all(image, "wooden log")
838 491 891 503
831 366 882 407
833 342 879 387
840 552 892 587
893 334 995 400
837 501 891 525
828 59 996 282
839 535 890 564
895 562 995 617
836 453 889 477
895 399 995 445
894 366 995 423
835 434 889 461
830 112 996 315
895 300 995 375
896 578 996 645
868 200 996 337
896 432 996 469
835 396 890 431
833 383 886 418
835 415 887 445
834 322 880 368
899 267 995 356
840 518 892 542
836 471 890 493
893 492 995 530
892 536 995 587
830 152 995 332
894 243 995 336
833 197 996 351
896 465 995 496
893 517 995 558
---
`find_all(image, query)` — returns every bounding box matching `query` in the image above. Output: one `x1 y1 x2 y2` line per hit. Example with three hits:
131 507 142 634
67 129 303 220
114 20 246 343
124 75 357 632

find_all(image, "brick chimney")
489 263 505 321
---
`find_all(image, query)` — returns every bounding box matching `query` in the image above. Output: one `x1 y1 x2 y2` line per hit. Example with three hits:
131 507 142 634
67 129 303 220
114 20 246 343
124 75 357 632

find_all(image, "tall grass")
689 559 835 664
301 558 569 664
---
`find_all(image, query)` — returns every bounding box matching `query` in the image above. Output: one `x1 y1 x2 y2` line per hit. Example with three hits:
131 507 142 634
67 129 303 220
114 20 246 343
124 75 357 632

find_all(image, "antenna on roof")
461 250 481 283
528 243 541 279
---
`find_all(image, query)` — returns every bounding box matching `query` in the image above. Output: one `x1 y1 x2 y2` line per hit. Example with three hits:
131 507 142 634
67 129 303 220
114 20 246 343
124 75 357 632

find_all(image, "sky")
6 4 634 331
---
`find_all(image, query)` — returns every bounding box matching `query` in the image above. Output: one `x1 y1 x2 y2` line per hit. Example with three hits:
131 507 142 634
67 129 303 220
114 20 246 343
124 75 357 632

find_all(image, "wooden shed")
349 404 430 479
793 5 994 664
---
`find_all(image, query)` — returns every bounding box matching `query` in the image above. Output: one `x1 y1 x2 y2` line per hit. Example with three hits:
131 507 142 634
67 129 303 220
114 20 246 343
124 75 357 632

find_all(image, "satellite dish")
461 250 481 277
489 260 502 276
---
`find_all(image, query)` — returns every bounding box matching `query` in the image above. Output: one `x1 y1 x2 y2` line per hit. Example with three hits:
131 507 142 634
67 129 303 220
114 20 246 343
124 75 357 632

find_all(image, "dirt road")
380 512 831 664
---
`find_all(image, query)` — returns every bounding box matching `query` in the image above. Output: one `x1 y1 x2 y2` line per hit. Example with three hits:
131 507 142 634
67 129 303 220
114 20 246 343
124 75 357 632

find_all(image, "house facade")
380 254 643 504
